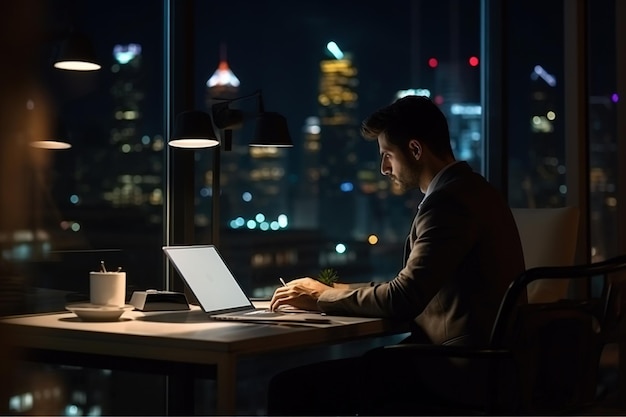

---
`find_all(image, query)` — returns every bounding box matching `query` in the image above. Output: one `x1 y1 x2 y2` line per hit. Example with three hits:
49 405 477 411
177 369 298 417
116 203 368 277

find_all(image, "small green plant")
317 268 339 286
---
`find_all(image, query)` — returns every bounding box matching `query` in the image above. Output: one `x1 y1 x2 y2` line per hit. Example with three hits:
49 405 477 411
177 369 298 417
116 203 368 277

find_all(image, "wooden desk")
1 303 408 415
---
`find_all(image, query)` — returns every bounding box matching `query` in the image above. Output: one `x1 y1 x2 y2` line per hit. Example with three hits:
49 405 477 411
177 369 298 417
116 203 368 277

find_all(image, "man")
267 95 525 415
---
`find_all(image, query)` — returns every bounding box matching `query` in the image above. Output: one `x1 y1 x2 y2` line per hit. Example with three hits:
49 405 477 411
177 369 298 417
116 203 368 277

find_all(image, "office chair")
511 206 579 302
361 254 626 415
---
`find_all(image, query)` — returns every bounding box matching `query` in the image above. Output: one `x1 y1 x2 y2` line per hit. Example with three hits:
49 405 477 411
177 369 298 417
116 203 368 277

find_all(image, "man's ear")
408 140 422 159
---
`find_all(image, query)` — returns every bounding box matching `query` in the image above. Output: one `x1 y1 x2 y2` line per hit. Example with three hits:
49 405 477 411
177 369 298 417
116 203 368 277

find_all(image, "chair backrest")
489 254 626 414
511 207 580 302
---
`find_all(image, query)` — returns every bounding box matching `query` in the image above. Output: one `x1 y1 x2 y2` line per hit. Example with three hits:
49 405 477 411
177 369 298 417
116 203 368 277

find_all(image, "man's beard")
389 157 422 193
389 176 412 193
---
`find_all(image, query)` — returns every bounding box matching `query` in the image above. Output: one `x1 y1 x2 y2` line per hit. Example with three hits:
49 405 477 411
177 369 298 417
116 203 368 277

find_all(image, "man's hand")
270 278 333 311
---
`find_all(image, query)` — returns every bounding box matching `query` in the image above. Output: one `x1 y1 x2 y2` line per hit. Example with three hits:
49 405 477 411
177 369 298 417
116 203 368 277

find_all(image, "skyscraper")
106 43 162 214
316 42 360 239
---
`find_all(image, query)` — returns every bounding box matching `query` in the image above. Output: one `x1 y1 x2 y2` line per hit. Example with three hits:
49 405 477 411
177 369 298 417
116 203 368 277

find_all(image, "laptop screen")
163 245 253 314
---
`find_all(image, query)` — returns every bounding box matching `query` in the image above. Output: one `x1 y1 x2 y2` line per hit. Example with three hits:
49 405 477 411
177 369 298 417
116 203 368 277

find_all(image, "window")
1 1 167 415
588 0 619 260
190 0 482 297
5 0 623 415
505 0 566 209
503 0 621 262
2 0 166 316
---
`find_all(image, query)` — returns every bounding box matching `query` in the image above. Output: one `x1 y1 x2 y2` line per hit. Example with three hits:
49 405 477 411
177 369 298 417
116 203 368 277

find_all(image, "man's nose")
381 160 390 176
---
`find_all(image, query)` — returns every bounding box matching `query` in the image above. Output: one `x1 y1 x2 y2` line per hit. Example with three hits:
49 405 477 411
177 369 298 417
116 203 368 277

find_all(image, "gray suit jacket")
318 162 526 346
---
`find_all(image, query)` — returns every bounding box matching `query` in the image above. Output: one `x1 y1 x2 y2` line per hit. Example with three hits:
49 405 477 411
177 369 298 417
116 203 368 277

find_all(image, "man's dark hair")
361 95 453 159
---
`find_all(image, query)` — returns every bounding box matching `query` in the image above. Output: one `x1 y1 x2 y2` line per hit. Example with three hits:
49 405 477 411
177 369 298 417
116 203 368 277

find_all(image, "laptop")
162 245 331 324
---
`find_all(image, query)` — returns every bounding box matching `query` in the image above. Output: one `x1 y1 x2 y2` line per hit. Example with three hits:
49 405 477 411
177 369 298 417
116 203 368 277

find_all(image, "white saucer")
66 303 134 322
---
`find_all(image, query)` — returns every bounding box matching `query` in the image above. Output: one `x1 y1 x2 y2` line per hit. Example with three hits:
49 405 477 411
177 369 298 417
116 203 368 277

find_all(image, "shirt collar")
419 160 463 209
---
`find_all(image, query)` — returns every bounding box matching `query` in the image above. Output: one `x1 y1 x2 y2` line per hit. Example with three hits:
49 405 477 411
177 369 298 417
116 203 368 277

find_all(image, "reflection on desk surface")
135 308 218 323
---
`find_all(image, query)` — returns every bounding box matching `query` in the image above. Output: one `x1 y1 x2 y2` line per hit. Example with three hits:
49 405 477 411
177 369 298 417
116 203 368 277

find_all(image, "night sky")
42 0 616 161
44 0 483 144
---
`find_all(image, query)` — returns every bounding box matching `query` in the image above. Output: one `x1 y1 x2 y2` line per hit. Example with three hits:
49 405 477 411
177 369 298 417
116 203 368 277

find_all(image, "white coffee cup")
90 271 126 307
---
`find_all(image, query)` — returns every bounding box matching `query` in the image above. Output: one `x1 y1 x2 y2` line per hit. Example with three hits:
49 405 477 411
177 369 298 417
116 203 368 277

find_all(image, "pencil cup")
90 272 126 307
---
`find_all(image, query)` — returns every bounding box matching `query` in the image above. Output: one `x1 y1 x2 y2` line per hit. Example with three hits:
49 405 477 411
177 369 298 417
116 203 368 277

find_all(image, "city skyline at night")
30 0 620 287
3 1 621 415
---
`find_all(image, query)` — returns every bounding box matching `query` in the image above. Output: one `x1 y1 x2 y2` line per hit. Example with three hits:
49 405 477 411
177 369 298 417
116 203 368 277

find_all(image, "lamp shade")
170 110 219 148
250 112 293 147
53 33 101 71
30 123 72 149
30 140 72 150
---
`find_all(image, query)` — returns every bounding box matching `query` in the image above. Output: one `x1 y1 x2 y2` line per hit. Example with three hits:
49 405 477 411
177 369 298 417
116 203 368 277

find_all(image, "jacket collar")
418 161 472 210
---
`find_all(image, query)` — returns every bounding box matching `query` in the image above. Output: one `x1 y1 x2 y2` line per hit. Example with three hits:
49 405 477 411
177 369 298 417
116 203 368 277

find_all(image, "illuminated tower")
317 41 360 239
200 46 242 230
205 44 240 109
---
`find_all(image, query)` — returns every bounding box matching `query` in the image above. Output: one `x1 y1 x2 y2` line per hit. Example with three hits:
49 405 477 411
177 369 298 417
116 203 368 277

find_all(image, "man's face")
377 133 422 193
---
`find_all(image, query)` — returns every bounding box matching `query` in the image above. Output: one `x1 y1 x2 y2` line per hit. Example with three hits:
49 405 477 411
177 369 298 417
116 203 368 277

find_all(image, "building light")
340 182 354 192
606 197 617 207
113 43 142 64
396 89 431 99
531 115 553 133
278 214 288 228
450 104 482 116
123 110 138 120
326 41 344 60
207 60 240 88
531 65 557 87
335 243 346 254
